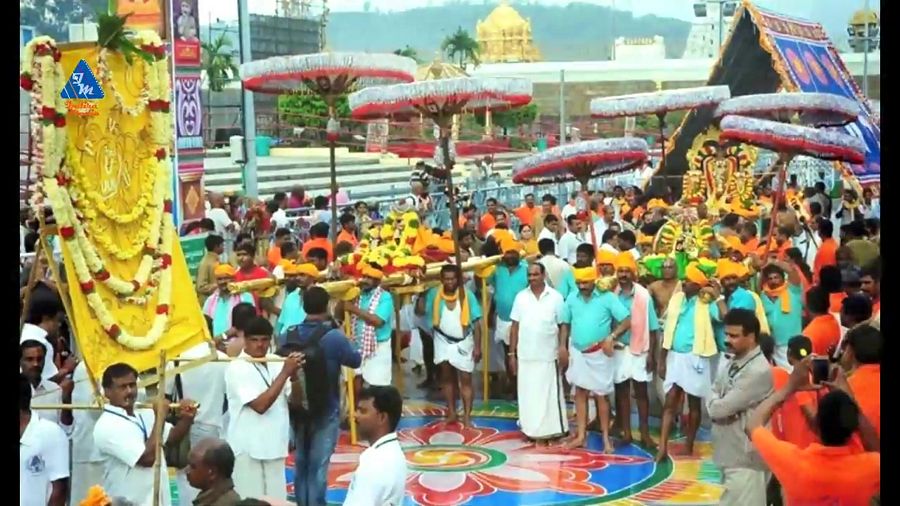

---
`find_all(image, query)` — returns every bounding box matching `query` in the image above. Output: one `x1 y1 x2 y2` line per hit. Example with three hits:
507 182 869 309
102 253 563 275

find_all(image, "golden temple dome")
476 1 541 63
849 9 879 26
480 0 529 31
416 54 469 81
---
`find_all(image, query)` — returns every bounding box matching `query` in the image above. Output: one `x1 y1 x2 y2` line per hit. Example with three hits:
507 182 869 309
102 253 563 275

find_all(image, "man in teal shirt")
760 262 803 370
560 266 630 451
345 265 395 388
275 263 320 340
714 261 762 380
488 244 529 383
613 253 659 449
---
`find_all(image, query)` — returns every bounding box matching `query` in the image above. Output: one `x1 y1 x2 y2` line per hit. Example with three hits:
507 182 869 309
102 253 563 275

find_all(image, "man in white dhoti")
656 262 723 463
345 263 395 390
416 265 483 426
613 252 660 449
561 266 631 451
509 263 568 446
488 233 529 394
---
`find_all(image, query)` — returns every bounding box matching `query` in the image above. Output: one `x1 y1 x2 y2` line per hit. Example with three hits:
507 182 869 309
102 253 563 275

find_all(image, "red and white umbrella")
240 52 417 241
511 137 650 253
713 92 859 127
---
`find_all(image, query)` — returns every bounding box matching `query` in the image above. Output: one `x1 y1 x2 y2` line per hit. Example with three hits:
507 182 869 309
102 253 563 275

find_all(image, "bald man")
186 438 241 506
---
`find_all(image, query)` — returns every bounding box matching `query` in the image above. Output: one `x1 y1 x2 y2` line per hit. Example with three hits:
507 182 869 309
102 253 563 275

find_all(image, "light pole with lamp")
846 2 879 98
693 1 737 51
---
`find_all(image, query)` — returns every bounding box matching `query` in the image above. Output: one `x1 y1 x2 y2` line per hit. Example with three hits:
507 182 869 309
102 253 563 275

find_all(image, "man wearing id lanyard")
343 386 406 506
93 363 198 506
225 317 303 500
707 309 773 505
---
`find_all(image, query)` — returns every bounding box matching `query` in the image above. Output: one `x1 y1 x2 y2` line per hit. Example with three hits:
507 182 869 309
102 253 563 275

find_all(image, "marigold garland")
22 33 176 351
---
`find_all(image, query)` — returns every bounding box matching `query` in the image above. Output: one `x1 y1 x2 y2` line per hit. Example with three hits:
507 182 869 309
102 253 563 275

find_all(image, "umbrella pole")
327 101 340 250
766 153 792 252
480 276 490 403
580 177 599 258
439 124 464 269
657 112 667 195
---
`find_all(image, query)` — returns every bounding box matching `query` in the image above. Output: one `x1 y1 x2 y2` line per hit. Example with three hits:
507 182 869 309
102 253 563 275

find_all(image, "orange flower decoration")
80 486 111 506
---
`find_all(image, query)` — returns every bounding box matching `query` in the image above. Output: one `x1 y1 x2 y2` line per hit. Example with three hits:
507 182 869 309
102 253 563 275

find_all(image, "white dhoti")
232 454 287 500
663 351 712 399
360 339 392 386
517 359 568 439
71 461 105 505
434 332 475 373
566 346 615 395
494 317 512 345
613 349 652 384
399 302 415 332
409 328 424 367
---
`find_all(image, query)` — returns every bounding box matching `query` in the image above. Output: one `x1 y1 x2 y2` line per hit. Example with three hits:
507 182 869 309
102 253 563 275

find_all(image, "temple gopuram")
476 0 541 63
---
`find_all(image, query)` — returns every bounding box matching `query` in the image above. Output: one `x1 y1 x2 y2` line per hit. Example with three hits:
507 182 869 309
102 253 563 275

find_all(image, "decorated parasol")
718 113 865 248
713 92 860 127
240 52 418 243
511 138 650 253
349 77 532 402
590 86 731 184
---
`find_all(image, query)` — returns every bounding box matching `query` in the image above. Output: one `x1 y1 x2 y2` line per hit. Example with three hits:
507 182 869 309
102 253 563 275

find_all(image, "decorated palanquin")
681 129 761 217
21 36 208 377
640 205 716 280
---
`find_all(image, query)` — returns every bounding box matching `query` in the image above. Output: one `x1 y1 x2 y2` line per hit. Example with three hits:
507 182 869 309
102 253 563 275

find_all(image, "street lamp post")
694 1 737 51
846 1 879 98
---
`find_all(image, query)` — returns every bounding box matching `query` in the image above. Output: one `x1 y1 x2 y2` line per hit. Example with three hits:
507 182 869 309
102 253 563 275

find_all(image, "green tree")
201 33 239 93
441 27 480 68
475 103 538 136
393 45 420 62
277 94 350 139
21 0 108 41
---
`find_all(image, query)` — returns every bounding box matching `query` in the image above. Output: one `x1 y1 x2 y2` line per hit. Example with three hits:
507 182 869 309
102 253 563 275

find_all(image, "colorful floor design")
285 401 724 505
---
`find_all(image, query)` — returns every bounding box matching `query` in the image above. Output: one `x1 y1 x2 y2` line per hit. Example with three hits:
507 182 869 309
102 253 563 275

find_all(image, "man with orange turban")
489 235 529 389
275 263 321 338
612 252 660 448
202 264 255 336
656 261 724 463
596 249 618 277
713 260 769 382
561 264 631 450
345 263 395 388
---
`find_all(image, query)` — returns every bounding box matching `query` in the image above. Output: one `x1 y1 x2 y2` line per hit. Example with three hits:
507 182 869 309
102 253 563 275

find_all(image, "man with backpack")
282 286 362 506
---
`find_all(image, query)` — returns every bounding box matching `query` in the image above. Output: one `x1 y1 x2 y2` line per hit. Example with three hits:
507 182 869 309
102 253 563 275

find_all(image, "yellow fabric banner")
59 46 207 377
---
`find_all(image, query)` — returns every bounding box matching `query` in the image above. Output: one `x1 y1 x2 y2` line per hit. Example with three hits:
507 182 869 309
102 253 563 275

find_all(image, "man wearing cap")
760 261 803 370
203 264 256 337
509 263 568 445
715 260 770 380
488 235 529 387
346 263 395 388
612 252 659 448
561 265 631 450
656 262 724 463
276 263 320 339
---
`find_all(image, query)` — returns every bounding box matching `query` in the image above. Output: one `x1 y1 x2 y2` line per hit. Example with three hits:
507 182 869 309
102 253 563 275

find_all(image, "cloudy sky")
200 0 874 37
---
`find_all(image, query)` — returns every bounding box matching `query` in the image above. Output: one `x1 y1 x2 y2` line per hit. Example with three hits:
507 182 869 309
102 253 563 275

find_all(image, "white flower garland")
22 35 176 351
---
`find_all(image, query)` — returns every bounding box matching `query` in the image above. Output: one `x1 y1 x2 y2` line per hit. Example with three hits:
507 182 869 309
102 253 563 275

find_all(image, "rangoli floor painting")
284 400 724 505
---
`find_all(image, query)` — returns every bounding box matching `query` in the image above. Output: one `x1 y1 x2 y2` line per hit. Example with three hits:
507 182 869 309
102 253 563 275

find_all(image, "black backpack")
279 322 334 422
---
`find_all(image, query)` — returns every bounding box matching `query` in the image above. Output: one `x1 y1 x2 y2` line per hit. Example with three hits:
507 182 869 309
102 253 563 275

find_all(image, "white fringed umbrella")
713 92 860 127
590 85 732 182
240 52 417 241
511 137 650 252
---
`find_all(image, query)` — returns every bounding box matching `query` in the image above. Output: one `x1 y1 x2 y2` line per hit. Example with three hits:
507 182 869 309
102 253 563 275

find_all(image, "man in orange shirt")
813 219 837 283
747 359 880 506
478 198 501 239
336 213 359 249
739 222 760 257
267 228 292 270
777 336 819 448
860 265 880 315
514 193 539 229
301 222 334 262
803 287 841 355
840 324 881 438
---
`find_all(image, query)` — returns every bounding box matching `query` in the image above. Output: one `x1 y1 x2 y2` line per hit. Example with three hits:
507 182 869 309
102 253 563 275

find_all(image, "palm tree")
202 32 239 93
393 45 420 62
441 27 480 69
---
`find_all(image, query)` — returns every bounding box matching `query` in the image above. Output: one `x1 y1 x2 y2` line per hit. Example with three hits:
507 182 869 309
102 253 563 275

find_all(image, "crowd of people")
19 175 881 506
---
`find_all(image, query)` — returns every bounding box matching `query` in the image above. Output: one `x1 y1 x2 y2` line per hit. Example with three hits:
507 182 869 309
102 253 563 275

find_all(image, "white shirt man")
31 377 66 429
271 208 291 230
20 324 58 381
343 432 407 506
93 405 174 506
539 254 572 293
205 207 233 236
558 229 586 265
224 351 292 499
21 414 69 506
167 343 229 445
537 227 559 253
70 362 104 505
510 279 568 442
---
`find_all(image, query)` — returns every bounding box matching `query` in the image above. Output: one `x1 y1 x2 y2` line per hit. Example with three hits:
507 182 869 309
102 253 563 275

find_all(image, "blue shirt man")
617 289 660 346
762 283 803 347
351 288 395 351
714 285 757 350
276 289 306 339
561 290 630 351
671 295 722 354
